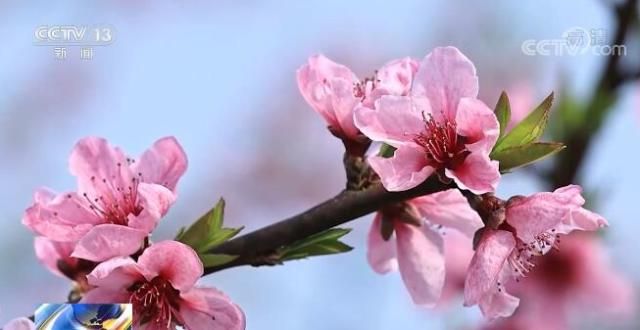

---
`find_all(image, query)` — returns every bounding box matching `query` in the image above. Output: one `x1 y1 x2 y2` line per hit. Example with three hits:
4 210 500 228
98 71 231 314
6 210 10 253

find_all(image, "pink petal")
455 97 500 154
552 185 608 234
68 137 133 201
560 208 607 234
464 229 515 306
329 78 360 139
34 237 75 277
367 57 419 103
132 136 188 192
3 318 35 330
127 183 175 233
296 55 357 134
353 95 425 147
81 287 132 304
368 146 434 192
366 214 398 274
22 191 101 242
137 240 203 292
506 192 572 243
85 256 142 291
179 287 245 330
446 152 499 194
412 47 479 119
478 287 520 320
72 224 147 262
410 189 483 237
395 222 445 306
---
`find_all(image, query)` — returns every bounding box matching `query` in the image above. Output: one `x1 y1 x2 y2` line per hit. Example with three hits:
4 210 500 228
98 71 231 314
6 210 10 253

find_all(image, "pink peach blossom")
2 318 35 330
355 47 500 193
23 137 187 262
297 54 418 142
82 240 244 330
367 189 483 306
482 234 635 330
464 185 608 320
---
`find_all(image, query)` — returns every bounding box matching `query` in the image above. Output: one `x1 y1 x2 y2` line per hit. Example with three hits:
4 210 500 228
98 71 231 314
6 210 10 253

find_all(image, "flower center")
413 113 469 168
80 161 144 226
353 71 379 100
129 277 181 328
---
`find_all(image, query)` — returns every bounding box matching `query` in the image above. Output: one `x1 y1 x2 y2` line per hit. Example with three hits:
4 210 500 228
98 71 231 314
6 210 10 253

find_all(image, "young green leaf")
279 228 353 261
177 198 243 253
494 91 511 138
198 253 238 268
493 92 554 153
492 142 565 172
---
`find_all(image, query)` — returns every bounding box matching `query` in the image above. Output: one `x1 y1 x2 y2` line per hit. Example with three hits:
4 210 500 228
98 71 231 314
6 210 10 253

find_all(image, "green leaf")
279 228 353 261
493 92 554 153
198 253 238 268
492 142 565 172
200 226 244 251
494 91 511 138
177 198 243 253
378 143 396 158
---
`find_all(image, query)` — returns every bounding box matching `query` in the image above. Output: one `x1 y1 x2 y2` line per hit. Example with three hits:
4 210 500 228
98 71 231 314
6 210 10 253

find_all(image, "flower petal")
137 240 203 292
464 229 515 306
353 95 425 147
68 137 133 200
455 97 499 154
478 287 520 320
72 224 147 262
506 192 572 243
369 146 434 192
410 189 483 237
395 222 445 306
179 287 245 330
297 55 356 131
132 137 188 192
23 190 101 242
85 256 142 291
366 214 398 274
127 183 176 233
446 153 499 194
34 237 75 278
329 78 360 138
367 57 419 104
412 47 479 119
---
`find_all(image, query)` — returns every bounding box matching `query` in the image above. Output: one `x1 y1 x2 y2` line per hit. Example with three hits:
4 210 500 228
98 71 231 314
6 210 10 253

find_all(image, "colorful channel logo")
34 304 132 330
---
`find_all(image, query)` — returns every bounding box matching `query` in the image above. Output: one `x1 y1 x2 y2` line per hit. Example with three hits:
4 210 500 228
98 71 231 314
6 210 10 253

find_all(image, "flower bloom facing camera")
464 185 608 319
355 46 500 193
23 137 187 262
82 241 245 330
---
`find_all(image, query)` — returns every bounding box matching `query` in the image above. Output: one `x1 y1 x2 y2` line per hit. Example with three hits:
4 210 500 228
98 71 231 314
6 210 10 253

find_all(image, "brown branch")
204 176 455 274
548 0 639 188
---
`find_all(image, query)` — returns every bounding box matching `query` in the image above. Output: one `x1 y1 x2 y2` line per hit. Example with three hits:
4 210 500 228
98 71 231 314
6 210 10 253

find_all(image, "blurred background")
1 0 639 329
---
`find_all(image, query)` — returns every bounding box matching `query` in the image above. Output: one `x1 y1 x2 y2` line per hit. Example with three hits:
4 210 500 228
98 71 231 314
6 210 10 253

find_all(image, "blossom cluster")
297 46 610 319
16 137 245 330
2 46 627 330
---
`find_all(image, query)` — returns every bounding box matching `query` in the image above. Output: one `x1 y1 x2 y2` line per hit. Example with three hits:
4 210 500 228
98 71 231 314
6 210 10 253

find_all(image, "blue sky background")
0 1 638 329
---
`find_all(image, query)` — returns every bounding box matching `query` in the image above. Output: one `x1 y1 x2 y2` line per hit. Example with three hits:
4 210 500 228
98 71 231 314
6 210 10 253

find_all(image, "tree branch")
203 176 455 274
